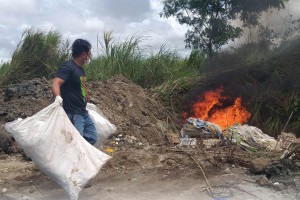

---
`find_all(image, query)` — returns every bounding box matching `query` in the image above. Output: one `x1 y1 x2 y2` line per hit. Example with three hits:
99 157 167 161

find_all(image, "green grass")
85 32 203 88
0 62 10 86
0 27 70 86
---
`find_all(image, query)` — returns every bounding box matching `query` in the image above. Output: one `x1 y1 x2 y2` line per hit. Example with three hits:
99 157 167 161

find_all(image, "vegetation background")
1 1 300 137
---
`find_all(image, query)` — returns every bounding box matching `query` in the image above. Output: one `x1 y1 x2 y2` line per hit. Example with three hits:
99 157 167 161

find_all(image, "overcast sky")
0 0 300 63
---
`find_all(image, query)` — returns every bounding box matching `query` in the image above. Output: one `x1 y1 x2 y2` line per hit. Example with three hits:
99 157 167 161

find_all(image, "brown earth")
0 75 299 200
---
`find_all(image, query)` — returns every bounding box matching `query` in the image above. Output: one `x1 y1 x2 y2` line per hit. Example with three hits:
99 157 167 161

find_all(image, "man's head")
72 39 92 65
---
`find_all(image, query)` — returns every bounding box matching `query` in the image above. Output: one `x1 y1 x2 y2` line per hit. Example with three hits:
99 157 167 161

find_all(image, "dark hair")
71 39 92 58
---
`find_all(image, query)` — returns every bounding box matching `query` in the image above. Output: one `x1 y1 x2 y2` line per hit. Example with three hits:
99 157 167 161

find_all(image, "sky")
0 0 189 62
0 0 300 63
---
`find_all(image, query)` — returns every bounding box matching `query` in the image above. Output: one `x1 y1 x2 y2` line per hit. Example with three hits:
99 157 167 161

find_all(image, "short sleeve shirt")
55 59 89 114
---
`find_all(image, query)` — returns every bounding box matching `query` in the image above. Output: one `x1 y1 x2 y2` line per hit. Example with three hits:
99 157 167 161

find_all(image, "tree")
161 0 288 59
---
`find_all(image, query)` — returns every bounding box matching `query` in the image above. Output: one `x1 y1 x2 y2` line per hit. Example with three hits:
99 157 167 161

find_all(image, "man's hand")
55 96 63 106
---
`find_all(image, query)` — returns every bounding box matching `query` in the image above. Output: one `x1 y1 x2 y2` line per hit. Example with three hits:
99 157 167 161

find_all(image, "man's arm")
51 77 65 96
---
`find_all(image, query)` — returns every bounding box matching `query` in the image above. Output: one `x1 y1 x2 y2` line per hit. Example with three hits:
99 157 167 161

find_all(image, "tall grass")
86 32 203 88
0 29 203 90
0 62 10 86
0 28 70 85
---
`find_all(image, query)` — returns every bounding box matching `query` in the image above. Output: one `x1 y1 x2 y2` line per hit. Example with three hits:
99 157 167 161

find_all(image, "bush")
86 32 204 88
0 28 70 85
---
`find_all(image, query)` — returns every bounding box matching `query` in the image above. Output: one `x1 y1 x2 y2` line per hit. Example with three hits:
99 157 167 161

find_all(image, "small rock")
2 188 7 193
0 154 9 160
257 176 269 186
162 174 168 178
107 187 114 192
138 142 143 146
273 182 285 191
29 186 36 193
249 158 269 174
8 146 22 154
166 159 177 167
224 168 231 174
130 136 137 140
0 130 13 153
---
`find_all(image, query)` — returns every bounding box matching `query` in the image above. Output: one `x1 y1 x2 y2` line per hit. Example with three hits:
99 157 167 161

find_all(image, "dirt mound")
87 75 174 145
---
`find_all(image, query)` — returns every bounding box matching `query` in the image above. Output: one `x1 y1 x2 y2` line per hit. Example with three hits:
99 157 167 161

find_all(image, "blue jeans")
66 112 98 145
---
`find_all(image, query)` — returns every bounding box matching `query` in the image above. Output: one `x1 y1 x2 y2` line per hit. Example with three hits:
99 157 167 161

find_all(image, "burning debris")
179 117 223 147
182 87 251 130
181 118 222 138
180 87 272 150
179 117 278 151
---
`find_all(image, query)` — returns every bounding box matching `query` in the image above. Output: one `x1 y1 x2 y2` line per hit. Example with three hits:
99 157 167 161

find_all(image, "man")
52 39 97 145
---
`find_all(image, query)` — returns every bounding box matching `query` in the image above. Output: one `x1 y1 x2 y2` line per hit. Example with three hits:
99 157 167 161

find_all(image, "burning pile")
179 87 278 150
182 87 251 130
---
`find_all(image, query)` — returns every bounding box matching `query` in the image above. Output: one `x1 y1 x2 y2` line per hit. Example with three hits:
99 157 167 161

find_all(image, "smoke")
234 0 300 47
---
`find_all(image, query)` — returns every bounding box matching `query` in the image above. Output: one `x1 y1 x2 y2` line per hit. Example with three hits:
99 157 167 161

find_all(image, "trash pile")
264 132 300 178
279 132 300 162
179 118 223 147
180 117 278 151
110 134 144 147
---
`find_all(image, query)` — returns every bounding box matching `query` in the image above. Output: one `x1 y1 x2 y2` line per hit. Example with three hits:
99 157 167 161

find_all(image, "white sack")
5 101 111 200
87 103 117 145
225 124 277 150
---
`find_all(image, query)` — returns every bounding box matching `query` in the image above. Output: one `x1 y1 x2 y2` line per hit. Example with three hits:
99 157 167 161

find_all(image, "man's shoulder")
58 59 79 74
62 59 76 68
55 59 75 79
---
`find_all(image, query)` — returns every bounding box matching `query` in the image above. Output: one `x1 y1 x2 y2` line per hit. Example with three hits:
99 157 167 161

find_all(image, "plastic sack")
86 103 117 145
5 101 111 200
224 124 277 150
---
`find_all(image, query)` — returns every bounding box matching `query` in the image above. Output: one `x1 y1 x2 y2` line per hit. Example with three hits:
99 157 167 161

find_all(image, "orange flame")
188 87 251 130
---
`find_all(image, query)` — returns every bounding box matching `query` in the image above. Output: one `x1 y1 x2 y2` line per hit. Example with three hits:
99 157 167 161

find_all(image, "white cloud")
150 0 163 12
0 0 37 13
2 0 298 62
85 17 105 31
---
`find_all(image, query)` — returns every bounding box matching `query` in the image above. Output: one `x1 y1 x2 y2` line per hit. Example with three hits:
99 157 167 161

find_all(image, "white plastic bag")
5 101 111 200
87 103 117 145
224 124 278 150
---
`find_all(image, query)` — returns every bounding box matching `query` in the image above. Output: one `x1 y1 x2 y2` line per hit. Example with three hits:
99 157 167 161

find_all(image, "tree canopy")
161 0 288 59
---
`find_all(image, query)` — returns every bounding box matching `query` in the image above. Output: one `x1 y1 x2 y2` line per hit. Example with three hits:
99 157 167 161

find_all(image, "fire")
186 87 251 130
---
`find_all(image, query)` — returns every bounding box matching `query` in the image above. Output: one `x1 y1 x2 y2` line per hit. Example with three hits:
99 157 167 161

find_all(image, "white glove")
55 95 63 106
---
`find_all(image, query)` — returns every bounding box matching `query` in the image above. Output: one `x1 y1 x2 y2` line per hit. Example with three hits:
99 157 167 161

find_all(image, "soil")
0 75 299 200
